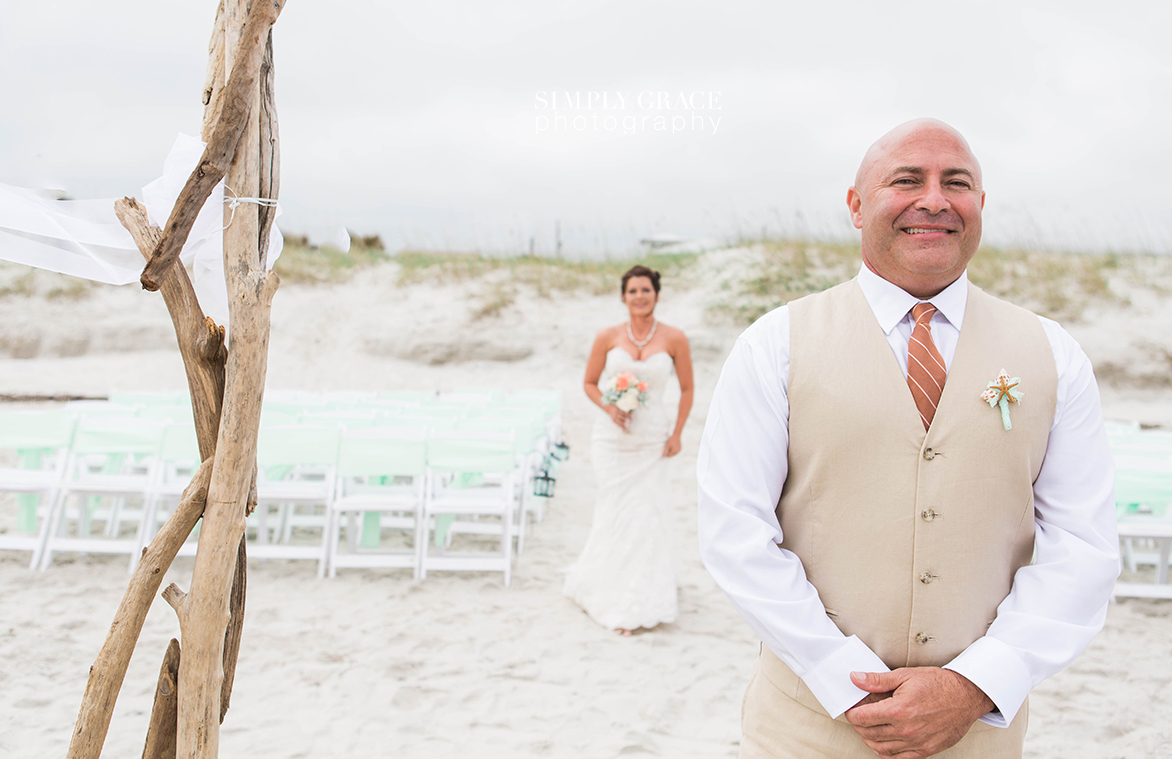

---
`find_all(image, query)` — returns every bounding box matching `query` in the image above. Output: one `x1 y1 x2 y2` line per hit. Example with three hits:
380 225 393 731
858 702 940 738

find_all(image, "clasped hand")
605 404 631 430
606 405 681 458
844 667 994 758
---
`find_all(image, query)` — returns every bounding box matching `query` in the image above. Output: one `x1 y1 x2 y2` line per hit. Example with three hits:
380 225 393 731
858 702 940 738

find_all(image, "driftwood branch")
174 1 282 753
256 29 279 267
75 3 285 757
141 639 181 759
176 268 277 757
219 536 247 723
247 465 258 517
140 0 286 291
115 198 226 460
65 460 213 759
200 0 227 143
162 584 188 613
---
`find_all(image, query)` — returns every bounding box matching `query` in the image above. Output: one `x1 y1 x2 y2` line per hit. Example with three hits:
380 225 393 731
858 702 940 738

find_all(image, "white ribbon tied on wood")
0 133 282 330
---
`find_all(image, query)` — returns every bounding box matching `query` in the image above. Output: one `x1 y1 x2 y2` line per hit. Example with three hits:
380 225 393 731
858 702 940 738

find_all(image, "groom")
697 119 1119 758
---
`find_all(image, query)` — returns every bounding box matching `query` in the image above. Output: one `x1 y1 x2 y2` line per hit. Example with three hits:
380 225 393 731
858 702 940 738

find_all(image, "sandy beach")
1 247 1171 758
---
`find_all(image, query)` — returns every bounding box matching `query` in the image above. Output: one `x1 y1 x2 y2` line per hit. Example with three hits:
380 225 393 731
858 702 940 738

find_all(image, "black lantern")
532 468 556 498
551 441 570 461
540 452 560 477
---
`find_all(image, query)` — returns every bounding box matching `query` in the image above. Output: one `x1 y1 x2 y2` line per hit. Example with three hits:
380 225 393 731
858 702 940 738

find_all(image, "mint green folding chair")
326 427 428 578
418 402 475 417
379 391 437 404
41 417 167 571
108 391 188 407
0 409 77 569
322 391 377 406
391 414 459 432
259 407 302 427
299 411 378 430
136 405 196 424
421 430 518 586
438 390 498 408
65 401 142 418
357 399 416 415
506 389 563 442
1104 419 1141 440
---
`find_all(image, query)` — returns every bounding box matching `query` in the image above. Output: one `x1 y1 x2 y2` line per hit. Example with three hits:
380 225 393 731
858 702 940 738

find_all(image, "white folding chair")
456 415 546 553
420 430 518 586
0 409 77 569
141 421 203 558
1112 431 1172 598
251 424 342 573
507 389 563 446
326 427 428 578
40 417 167 571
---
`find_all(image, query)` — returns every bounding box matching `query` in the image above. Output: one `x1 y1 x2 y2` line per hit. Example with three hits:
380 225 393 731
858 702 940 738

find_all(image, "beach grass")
272 238 701 298
393 251 701 297
704 239 1172 325
8 234 1167 329
271 236 391 284
0 263 94 300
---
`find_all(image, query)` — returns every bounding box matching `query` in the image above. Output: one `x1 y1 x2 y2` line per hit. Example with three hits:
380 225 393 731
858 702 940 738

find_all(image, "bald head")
846 118 986 299
855 118 982 191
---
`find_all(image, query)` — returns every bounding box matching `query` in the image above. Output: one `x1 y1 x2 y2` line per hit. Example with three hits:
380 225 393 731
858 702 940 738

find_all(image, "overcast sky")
1 0 1169 256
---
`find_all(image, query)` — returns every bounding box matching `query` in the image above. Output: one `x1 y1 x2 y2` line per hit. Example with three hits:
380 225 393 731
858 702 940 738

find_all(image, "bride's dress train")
564 348 678 630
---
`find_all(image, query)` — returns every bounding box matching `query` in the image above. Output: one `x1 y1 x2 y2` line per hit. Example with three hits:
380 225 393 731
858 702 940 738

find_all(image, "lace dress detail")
564 348 678 630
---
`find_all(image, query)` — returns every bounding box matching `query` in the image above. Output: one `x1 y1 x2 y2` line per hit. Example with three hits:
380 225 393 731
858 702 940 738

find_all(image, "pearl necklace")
627 319 657 349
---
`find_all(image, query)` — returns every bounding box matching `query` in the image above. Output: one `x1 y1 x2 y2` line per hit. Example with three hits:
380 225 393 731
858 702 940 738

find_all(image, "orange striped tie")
907 303 947 430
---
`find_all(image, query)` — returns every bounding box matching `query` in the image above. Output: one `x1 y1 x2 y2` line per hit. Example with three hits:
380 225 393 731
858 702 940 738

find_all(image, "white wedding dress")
564 347 678 630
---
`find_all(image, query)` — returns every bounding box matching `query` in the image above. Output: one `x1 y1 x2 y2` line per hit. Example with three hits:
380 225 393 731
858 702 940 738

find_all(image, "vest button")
915 633 931 645
923 448 936 460
919 571 934 584
921 509 937 522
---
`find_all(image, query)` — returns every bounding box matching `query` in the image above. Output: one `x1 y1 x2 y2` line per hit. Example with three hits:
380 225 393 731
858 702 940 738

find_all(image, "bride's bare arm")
585 328 630 429
664 329 694 457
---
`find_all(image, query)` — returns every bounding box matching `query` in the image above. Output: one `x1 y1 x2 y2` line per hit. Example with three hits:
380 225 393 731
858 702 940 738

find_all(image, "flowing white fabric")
0 133 282 330
564 348 678 631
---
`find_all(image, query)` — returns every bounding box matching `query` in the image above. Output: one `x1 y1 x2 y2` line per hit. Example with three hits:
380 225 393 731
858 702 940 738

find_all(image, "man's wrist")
944 636 1033 726
797 636 891 719
947 669 995 721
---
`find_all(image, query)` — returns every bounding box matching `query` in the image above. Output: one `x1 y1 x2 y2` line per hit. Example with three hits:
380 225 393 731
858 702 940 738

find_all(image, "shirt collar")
856 263 968 335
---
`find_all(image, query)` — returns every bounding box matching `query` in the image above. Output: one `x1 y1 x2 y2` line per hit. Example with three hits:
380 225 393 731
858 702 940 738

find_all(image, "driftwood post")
66 2 285 758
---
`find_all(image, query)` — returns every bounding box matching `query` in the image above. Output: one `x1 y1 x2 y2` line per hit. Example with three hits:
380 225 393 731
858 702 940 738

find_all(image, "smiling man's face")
847 119 986 299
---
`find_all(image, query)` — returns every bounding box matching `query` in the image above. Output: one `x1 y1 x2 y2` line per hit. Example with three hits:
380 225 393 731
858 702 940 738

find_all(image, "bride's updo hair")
620 265 661 296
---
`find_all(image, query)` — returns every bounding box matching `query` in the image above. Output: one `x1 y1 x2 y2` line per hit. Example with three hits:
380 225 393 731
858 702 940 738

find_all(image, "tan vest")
780 279 1057 669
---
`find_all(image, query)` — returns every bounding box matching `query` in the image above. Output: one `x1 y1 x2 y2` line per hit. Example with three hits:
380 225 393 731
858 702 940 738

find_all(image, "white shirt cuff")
798 635 891 719
944 636 1033 727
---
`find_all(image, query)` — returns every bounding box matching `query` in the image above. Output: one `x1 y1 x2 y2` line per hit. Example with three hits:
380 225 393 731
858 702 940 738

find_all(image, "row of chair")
0 391 566 586
1108 422 1172 599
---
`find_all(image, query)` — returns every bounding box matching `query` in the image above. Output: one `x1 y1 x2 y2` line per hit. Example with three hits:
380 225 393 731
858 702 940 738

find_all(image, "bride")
564 265 694 636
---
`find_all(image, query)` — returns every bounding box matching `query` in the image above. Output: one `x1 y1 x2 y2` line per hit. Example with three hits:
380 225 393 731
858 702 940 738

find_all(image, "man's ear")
846 186 864 230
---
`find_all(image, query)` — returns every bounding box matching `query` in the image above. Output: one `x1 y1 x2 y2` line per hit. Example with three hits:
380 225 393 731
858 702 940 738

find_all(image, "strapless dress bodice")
595 347 675 441
601 347 675 401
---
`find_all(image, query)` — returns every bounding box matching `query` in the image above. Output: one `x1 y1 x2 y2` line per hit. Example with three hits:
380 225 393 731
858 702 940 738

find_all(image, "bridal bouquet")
601 372 649 415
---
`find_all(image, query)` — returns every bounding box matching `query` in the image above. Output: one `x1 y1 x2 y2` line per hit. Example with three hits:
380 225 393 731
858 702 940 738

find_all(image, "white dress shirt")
697 265 1119 726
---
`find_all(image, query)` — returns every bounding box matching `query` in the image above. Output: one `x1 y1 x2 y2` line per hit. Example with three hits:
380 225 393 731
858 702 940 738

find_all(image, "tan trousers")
740 648 1027 759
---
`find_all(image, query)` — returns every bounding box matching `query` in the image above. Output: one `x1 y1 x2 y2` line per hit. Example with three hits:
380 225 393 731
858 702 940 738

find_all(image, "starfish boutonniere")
981 370 1023 430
